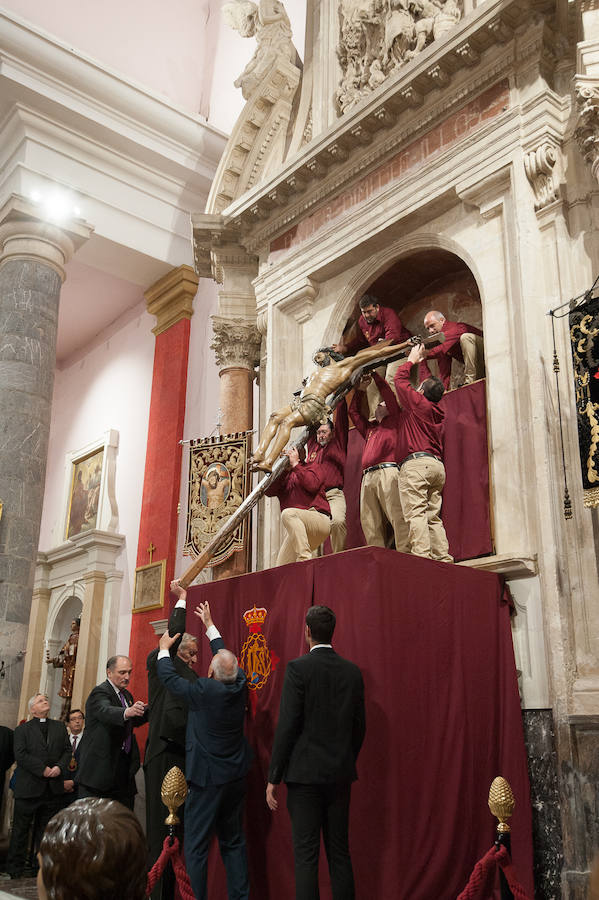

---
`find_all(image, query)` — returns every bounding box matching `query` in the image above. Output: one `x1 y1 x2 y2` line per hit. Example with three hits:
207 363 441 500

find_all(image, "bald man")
419 310 484 389
157 602 251 900
77 655 148 810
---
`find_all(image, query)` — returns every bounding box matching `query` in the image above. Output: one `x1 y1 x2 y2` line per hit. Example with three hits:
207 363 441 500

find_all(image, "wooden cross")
147 542 156 564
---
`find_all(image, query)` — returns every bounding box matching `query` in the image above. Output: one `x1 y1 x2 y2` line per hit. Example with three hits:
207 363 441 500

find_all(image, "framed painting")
132 559 166 613
65 447 105 540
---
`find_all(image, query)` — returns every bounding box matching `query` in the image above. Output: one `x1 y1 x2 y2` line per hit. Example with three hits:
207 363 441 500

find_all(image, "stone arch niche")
334 248 484 390
42 589 83 720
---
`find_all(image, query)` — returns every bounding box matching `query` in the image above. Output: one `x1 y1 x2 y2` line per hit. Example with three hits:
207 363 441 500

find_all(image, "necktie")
118 691 132 753
72 736 78 752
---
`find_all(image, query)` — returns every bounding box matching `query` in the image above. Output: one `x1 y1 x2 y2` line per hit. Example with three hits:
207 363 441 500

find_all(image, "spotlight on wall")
29 188 82 224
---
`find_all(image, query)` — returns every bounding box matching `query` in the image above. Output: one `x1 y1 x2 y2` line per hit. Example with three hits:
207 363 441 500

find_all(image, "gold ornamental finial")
488 776 515 833
161 766 188 826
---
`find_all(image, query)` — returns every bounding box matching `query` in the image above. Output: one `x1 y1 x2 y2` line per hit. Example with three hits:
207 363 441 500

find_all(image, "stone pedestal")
0 194 92 724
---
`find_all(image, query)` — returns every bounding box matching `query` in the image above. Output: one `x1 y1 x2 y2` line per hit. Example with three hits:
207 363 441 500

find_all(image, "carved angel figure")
223 0 296 99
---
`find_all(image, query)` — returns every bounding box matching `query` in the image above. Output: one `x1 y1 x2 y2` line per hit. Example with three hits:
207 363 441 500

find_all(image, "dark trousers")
184 778 249 900
6 793 65 876
78 750 135 809
145 749 186 900
286 781 355 900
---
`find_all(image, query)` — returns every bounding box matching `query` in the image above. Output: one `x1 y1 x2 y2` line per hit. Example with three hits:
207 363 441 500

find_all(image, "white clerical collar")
310 644 332 651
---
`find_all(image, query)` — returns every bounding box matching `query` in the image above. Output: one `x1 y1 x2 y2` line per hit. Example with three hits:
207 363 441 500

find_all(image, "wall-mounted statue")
46 618 80 720
336 0 462 114
223 0 297 99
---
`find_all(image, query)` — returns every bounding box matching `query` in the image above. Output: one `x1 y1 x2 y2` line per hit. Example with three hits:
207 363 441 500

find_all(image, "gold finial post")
161 766 188 833
488 777 516 899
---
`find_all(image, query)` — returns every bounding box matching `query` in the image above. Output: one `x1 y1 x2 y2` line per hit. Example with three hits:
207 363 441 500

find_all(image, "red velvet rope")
146 836 195 900
456 844 532 900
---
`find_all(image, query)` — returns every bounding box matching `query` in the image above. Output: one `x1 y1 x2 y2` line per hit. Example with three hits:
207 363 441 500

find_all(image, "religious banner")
183 431 252 567
569 297 599 507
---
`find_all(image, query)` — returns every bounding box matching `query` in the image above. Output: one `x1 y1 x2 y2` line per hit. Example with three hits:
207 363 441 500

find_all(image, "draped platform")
183 547 533 899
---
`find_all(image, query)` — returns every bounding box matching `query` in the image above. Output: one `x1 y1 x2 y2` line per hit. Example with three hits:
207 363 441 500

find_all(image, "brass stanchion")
161 766 188 844
488 776 515 900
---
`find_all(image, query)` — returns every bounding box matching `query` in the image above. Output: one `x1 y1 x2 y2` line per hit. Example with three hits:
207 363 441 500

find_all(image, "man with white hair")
157 601 251 900
3 693 71 879
420 310 484 388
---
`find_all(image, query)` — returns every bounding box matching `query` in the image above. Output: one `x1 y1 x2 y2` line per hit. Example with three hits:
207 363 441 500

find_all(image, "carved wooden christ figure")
251 340 414 471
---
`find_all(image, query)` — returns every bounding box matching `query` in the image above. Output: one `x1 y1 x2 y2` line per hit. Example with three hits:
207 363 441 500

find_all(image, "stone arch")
322 234 485 371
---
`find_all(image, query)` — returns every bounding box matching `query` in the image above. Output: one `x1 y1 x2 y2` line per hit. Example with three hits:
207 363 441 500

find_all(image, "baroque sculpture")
223 0 297 99
46 617 80 720
336 0 461 114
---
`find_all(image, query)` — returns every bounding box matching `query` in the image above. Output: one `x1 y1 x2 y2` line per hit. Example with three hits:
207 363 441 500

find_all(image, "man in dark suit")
145 579 198 900
266 605 365 900
64 708 84 802
4 693 71 878
77 655 147 809
157 600 251 900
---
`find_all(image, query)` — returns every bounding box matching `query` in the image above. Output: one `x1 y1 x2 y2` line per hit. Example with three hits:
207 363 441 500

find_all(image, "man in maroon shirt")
419 310 484 389
348 372 409 550
334 294 412 413
265 446 332 566
394 344 453 562
305 401 349 553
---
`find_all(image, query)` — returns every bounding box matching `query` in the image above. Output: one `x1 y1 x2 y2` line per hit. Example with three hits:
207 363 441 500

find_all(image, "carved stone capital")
145 265 199 336
574 78 599 183
211 316 262 372
0 193 93 281
523 142 560 210
278 281 320 324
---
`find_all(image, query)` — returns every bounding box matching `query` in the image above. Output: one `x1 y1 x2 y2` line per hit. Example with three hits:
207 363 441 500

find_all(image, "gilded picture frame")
65 447 105 540
132 559 166 613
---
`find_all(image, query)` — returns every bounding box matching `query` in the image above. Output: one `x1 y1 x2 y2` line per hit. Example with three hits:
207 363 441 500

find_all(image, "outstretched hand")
194 602 214 630
159 631 180 653
408 343 426 365
170 579 186 600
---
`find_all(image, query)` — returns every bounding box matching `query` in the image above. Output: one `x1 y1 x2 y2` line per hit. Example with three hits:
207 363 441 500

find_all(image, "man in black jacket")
4 693 71 878
157 601 251 900
77 655 147 809
145 579 198 900
266 606 365 900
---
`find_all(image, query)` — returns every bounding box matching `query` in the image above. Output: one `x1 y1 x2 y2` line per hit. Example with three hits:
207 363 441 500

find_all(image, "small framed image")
132 560 166 613
65 447 105 540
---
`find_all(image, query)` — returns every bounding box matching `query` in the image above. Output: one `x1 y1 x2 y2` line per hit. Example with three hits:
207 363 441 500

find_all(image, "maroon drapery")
338 380 492 562
183 547 532 900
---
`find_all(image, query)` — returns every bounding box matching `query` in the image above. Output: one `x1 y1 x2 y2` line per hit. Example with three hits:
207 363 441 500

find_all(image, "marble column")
211 316 262 578
0 195 92 724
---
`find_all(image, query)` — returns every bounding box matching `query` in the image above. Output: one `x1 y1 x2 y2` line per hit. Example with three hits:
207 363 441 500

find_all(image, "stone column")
211 317 262 578
0 194 92 725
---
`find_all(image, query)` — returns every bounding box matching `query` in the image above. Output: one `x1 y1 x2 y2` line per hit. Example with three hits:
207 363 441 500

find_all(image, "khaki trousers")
326 487 347 553
460 333 485 384
277 507 332 566
360 466 410 551
398 457 453 562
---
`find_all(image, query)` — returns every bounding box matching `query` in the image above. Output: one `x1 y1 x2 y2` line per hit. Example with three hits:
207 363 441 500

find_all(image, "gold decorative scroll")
183 432 252 567
569 299 599 507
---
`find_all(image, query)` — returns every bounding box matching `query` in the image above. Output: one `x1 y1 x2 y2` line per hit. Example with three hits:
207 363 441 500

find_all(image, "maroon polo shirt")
348 372 399 470
344 305 411 353
265 462 330 516
305 401 349 490
394 361 445 461
418 320 483 388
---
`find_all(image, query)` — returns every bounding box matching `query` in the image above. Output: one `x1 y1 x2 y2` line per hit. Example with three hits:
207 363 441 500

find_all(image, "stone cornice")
145 264 199 336
192 0 563 265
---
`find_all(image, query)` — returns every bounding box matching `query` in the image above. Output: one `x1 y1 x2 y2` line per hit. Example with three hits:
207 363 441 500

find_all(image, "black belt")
400 452 442 466
362 462 398 476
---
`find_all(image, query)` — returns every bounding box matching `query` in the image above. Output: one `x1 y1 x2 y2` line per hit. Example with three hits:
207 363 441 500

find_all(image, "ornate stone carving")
211 316 262 372
223 0 297 100
206 0 301 216
523 143 560 210
574 79 599 184
335 0 462 115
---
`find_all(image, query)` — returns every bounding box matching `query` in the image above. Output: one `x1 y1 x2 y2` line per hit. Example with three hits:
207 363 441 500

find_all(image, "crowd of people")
0 581 364 900
266 294 484 566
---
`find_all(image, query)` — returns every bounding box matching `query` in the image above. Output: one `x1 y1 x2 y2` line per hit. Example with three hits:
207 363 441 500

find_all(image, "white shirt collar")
310 643 332 652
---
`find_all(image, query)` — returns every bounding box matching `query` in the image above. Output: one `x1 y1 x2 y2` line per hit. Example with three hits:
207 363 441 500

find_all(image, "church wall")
38 297 155 658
